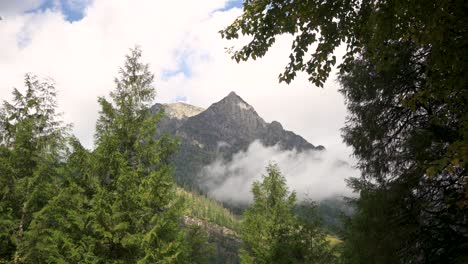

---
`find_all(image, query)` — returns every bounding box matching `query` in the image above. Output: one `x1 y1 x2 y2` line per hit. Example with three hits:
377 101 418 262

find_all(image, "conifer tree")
0 74 67 263
21 138 98 263
90 46 184 262
181 225 214 264
240 163 336 264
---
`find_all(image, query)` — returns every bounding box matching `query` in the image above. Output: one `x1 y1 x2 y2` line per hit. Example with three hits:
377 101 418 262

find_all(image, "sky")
0 0 356 192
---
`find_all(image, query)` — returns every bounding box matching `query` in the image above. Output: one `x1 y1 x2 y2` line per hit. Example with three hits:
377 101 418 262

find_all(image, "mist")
200 140 359 205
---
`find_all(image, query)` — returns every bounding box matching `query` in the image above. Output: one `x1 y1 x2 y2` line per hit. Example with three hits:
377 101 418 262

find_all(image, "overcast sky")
0 0 352 161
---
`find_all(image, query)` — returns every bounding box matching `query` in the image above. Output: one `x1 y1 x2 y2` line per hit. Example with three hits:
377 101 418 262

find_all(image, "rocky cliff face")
152 92 324 186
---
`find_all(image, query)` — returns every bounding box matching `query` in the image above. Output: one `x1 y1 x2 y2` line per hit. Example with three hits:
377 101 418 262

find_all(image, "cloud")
0 0 230 148
0 0 353 171
156 9 350 156
200 141 358 205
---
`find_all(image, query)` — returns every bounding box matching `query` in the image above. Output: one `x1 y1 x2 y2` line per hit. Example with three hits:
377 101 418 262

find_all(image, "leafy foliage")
222 1 467 262
220 0 349 87
339 43 467 263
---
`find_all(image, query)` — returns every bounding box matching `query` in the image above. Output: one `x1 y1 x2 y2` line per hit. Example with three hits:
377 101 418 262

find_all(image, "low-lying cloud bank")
200 141 359 205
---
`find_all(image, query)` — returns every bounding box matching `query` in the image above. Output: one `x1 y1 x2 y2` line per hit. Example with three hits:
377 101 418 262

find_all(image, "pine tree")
0 74 67 263
90 46 184 262
240 163 336 264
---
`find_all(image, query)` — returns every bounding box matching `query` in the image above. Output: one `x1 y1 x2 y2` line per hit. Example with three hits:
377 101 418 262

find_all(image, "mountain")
151 92 324 187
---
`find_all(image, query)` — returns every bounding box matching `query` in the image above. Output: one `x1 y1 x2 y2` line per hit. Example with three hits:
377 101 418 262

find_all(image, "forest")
0 0 466 263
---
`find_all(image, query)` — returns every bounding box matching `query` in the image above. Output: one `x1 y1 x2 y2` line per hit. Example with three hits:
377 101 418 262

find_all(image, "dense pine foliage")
0 47 337 263
0 74 69 263
0 48 201 263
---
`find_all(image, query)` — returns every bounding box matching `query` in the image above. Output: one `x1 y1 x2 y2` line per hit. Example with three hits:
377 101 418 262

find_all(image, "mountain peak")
224 91 243 102
166 102 205 119
227 91 238 97
218 91 254 111
151 92 324 187
150 102 204 120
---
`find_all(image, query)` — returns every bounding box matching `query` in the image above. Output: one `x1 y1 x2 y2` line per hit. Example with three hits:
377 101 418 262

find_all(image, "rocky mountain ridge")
151 92 324 186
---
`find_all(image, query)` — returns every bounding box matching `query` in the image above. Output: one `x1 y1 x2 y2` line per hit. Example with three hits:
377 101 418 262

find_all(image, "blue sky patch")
27 0 90 22
161 57 192 80
172 96 188 103
218 0 243 12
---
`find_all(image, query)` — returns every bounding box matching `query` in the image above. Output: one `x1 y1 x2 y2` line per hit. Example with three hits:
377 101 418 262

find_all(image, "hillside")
178 188 343 264
154 92 350 240
178 188 239 231
178 188 241 263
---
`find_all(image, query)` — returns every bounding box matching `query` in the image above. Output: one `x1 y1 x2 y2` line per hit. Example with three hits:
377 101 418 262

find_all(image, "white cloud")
0 0 229 148
201 141 358 204
0 1 355 184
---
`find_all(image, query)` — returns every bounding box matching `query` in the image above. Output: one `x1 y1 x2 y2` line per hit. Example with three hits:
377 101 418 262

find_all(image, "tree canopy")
0 74 68 262
88 46 185 263
0 48 205 263
222 1 467 263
